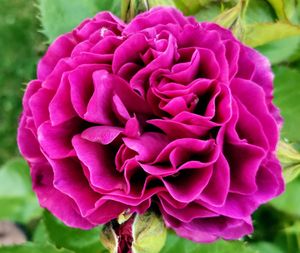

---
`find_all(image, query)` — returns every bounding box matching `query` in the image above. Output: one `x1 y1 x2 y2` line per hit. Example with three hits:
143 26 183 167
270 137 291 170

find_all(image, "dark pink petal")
255 155 284 202
199 193 258 219
74 12 124 41
81 126 123 145
115 145 135 172
129 34 177 96
91 36 123 55
218 218 253 240
38 34 76 80
112 33 149 74
224 40 240 80
29 88 53 127
164 49 201 83
231 78 279 150
49 74 77 125
18 116 43 163
178 26 228 82
243 46 283 124
212 84 232 124
72 135 125 192
51 158 100 216
118 62 142 81
22 80 42 113
187 216 253 240
124 7 195 34
235 99 269 149
71 41 92 57
69 65 110 119
85 70 116 124
37 119 80 159
31 160 94 229
163 167 213 202
159 198 218 223
154 138 219 167
225 141 265 195
148 118 213 138
199 154 230 206
85 200 127 224
161 211 218 243
124 117 141 138
123 132 169 163
42 59 73 90
112 94 131 122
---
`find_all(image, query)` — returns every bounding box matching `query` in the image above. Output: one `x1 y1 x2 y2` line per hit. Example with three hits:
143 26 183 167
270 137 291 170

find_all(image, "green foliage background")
0 0 300 252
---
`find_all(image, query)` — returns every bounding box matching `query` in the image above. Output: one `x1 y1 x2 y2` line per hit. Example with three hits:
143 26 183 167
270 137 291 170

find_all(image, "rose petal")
81 126 123 145
72 135 125 191
163 167 213 203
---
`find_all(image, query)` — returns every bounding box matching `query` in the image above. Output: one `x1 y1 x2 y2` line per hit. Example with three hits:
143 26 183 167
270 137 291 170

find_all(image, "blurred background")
0 0 45 164
0 0 45 246
0 0 300 253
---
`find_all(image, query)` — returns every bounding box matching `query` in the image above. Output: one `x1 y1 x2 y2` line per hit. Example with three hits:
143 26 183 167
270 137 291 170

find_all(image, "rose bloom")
18 7 284 242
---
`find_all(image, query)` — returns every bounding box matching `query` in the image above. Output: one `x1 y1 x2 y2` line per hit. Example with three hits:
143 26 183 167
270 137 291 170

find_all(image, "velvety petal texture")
17 7 284 243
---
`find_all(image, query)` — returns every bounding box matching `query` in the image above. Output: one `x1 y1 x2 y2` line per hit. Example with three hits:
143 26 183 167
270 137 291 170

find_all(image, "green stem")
121 0 149 22
121 0 130 22
240 0 250 19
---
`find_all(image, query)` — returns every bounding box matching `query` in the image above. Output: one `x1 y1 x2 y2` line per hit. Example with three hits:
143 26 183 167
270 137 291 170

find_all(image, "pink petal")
72 135 125 192
81 126 123 145
163 167 213 202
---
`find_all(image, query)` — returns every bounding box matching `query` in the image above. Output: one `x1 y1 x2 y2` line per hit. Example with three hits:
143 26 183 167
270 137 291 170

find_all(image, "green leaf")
33 219 51 244
266 0 288 20
173 0 213 15
284 0 299 23
245 0 276 24
41 211 105 253
266 0 298 22
256 36 300 64
173 0 242 16
250 242 284 253
288 45 300 63
38 0 120 42
242 0 300 47
213 0 248 40
274 222 300 253
0 243 74 253
214 0 249 25
0 158 31 195
283 163 300 185
244 21 300 47
0 158 42 223
194 4 222 22
161 233 257 253
273 66 300 142
284 222 300 234
148 0 176 8
277 141 300 183
271 179 300 216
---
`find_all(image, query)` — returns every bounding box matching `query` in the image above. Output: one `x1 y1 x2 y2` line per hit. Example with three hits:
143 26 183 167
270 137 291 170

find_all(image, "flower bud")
100 212 167 253
277 141 300 183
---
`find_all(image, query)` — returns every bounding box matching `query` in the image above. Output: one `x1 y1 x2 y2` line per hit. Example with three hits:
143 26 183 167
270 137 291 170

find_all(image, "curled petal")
162 167 213 203
31 160 94 229
72 135 125 192
38 34 76 80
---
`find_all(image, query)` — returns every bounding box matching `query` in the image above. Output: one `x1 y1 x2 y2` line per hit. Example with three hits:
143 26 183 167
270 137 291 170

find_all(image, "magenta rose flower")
17 7 284 242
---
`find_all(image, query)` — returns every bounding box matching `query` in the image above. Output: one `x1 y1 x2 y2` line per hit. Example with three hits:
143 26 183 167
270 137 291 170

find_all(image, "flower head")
18 7 284 242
